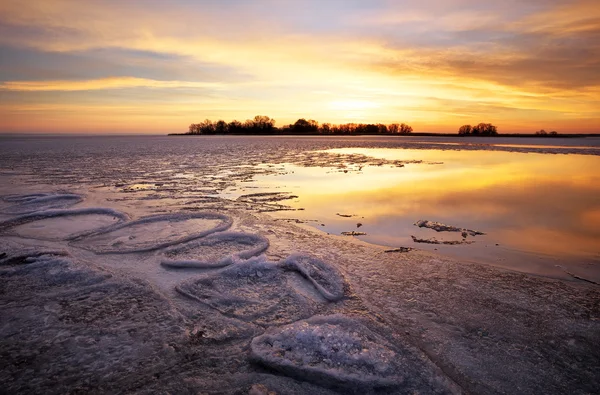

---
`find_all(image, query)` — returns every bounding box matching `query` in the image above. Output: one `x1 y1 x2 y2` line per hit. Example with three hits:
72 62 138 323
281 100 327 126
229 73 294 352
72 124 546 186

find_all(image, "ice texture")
176 257 319 326
161 231 270 269
281 253 345 301
250 315 402 392
1 193 83 214
0 208 128 240
76 212 233 253
0 251 187 394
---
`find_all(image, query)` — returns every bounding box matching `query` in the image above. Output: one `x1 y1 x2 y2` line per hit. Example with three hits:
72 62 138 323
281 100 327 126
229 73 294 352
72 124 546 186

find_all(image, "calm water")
1 134 599 281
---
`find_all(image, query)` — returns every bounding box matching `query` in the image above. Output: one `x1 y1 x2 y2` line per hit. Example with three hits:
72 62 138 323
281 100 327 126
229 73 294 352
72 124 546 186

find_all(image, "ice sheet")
0 208 128 240
75 212 233 253
175 257 320 327
161 231 269 269
250 315 403 392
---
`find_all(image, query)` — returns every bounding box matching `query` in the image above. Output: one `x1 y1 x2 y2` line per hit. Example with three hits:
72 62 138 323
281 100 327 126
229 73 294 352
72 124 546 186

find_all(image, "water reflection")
252 148 600 282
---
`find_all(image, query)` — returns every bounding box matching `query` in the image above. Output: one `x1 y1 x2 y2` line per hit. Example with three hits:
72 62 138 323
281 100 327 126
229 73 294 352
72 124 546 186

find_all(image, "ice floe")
0 208 128 240
411 235 474 245
341 231 367 236
75 212 233 253
250 315 402 392
175 257 318 326
281 253 345 302
161 231 270 269
414 219 485 237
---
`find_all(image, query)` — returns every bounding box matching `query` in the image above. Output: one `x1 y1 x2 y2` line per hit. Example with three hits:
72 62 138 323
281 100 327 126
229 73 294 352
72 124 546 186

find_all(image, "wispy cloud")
0 77 226 91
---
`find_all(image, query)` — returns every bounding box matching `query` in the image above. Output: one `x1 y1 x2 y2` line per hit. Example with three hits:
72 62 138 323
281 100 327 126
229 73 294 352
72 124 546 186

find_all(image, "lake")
1 134 599 282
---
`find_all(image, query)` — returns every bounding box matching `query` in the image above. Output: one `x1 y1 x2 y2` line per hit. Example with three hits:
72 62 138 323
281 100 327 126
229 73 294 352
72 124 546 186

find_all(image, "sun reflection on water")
250 148 600 281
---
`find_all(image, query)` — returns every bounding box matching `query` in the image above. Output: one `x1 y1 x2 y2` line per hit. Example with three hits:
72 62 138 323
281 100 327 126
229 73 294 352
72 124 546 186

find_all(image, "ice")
0 252 109 293
414 219 485 237
411 235 473 245
1 193 83 214
75 212 233 253
10 213 124 241
161 231 270 269
281 253 345 302
0 250 186 394
0 208 128 240
1 136 599 394
176 257 319 326
250 315 402 392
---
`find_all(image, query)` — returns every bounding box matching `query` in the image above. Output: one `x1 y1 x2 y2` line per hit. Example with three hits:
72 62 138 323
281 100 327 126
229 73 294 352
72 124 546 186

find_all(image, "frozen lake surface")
0 135 599 394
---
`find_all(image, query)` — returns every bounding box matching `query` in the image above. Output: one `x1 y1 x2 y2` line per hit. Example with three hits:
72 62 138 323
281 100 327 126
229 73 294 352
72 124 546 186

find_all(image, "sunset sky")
0 0 598 134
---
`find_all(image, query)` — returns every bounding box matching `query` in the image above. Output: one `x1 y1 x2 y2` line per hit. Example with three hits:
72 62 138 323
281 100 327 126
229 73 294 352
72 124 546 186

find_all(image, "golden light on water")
259 149 600 258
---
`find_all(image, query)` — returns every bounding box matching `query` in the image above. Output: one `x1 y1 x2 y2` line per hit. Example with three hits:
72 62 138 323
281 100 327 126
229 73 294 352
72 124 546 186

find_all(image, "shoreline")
168 132 600 138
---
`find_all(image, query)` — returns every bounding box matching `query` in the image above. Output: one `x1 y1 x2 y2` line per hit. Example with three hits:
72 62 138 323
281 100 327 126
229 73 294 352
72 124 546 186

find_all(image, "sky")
0 0 598 134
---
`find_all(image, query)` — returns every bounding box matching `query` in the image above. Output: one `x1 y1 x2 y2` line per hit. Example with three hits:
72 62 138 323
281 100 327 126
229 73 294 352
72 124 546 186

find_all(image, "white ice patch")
175 257 319 326
76 212 233 254
161 231 270 269
281 254 345 301
250 315 402 391
0 208 128 240
1 193 83 214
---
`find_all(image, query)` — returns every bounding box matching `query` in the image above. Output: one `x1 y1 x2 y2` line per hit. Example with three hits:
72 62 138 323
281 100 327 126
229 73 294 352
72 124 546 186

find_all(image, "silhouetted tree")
536 129 547 135
215 120 228 134
319 123 332 134
243 115 276 133
399 123 413 134
473 123 497 135
187 116 417 136
228 120 243 134
289 118 319 134
459 123 497 136
458 125 473 135
549 131 558 136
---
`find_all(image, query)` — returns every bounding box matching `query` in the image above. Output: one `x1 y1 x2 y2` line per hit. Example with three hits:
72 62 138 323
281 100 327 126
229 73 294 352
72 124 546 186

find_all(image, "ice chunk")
250 315 402 391
281 254 345 301
1 193 83 214
414 219 485 237
161 231 269 269
176 257 317 326
76 212 232 254
411 235 473 245
0 208 128 240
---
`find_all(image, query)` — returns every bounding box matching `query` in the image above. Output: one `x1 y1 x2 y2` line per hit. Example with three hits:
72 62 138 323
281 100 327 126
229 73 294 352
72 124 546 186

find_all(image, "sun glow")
329 100 380 111
0 0 598 133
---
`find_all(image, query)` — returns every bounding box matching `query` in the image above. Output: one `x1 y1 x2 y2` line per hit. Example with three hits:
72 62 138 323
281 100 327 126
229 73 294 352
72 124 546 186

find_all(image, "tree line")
457 123 498 136
186 117 560 136
187 116 414 135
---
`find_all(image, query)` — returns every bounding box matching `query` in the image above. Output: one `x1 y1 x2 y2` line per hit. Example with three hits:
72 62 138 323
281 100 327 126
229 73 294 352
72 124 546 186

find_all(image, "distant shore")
169 132 600 138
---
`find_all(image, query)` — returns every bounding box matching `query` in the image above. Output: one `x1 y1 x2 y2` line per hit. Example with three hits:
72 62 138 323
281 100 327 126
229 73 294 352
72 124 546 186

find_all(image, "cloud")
0 0 598 132
0 77 226 92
